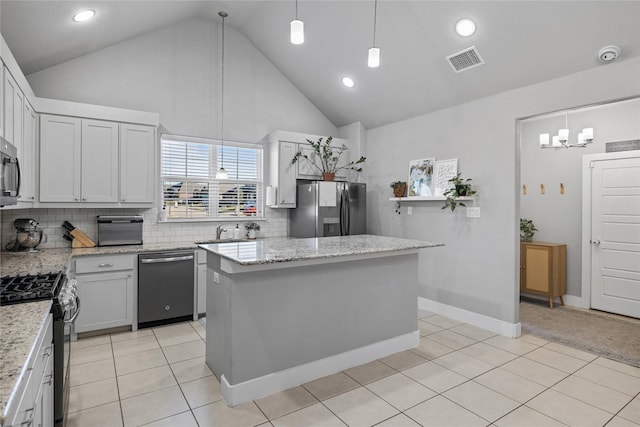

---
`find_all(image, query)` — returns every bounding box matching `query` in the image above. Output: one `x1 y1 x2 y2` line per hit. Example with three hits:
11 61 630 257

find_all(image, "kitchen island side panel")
205 254 232 382
207 253 418 386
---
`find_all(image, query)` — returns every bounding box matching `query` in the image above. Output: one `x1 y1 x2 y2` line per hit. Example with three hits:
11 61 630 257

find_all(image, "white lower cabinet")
74 255 135 334
197 249 206 315
5 314 53 427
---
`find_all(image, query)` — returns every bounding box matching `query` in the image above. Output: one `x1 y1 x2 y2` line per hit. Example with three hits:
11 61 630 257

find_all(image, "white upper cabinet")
0 67 3 138
40 114 156 206
81 119 119 203
262 131 298 208
277 141 297 207
19 101 37 202
40 114 81 202
120 123 155 204
3 67 24 149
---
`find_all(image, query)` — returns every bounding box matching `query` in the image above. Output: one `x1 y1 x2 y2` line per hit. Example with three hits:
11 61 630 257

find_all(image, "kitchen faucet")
216 225 226 240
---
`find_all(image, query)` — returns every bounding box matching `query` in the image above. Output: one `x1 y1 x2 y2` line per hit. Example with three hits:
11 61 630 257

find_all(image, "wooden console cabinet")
520 242 567 308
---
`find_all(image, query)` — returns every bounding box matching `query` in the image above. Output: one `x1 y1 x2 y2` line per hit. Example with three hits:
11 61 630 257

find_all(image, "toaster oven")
97 215 143 246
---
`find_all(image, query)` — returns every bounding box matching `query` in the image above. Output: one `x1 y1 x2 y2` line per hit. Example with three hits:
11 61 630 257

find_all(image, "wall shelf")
389 196 474 202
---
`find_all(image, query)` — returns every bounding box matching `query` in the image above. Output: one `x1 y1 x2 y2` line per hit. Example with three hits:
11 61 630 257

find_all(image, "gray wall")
365 57 640 324
520 98 640 298
27 16 337 141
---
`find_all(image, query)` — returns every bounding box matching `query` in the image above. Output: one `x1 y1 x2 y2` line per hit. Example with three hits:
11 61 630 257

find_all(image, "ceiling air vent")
446 46 484 73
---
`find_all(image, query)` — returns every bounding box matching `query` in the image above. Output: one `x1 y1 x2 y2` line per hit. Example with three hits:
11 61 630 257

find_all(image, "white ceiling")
2 1 639 129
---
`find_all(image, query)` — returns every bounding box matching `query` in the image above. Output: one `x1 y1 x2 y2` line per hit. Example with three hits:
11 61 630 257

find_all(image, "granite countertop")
0 240 242 277
1 300 52 419
200 234 444 265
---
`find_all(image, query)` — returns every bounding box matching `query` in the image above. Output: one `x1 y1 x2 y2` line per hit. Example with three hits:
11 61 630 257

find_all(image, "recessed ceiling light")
455 18 476 37
73 10 95 22
341 76 355 88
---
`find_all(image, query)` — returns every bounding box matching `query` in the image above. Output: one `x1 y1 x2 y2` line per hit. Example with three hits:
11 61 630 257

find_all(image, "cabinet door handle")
98 263 114 268
44 373 53 385
591 240 601 246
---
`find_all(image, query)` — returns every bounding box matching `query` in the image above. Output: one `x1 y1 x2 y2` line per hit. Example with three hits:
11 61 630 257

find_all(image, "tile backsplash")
0 207 288 250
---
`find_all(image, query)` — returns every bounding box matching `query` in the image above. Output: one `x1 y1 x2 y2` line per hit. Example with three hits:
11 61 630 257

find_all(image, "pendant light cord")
220 12 226 169
295 0 298 20
372 0 378 46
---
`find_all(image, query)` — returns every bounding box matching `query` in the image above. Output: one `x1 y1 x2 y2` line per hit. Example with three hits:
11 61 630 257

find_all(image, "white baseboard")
562 294 586 308
419 297 521 338
220 330 419 406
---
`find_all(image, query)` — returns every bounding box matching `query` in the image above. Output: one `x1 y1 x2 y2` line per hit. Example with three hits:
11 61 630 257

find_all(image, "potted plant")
442 172 476 211
390 181 407 198
245 222 261 239
520 218 538 242
291 136 366 181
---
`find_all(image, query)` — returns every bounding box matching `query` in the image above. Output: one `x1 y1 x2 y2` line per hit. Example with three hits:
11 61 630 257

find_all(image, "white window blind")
161 135 263 219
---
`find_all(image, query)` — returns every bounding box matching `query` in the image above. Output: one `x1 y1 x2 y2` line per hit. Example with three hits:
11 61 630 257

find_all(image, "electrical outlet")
466 207 480 218
213 271 220 284
407 206 412 215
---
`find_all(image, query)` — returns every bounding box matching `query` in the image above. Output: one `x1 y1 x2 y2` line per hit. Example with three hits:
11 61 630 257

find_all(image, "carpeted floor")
519 298 640 367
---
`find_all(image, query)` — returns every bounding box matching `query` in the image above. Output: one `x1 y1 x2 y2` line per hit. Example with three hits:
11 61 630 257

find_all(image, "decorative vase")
322 172 335 181
521 234 533 242
248 229 257 239
455 185 468 196
393 183 407 198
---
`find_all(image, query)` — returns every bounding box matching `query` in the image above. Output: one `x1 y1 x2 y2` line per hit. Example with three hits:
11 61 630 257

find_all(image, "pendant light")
367 0 380 68
216 11 229 180
290 0 304 45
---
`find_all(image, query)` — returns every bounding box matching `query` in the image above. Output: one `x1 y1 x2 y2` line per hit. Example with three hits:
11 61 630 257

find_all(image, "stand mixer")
5 218 47 252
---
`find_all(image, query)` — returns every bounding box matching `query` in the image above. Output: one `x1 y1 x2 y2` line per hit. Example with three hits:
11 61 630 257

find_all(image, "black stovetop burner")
0 272 63 305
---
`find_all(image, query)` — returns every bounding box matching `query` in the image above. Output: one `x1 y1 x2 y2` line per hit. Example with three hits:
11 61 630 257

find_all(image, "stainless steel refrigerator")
289 182 366 238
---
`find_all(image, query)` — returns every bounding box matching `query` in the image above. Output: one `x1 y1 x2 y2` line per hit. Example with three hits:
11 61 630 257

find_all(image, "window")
161 134 263 219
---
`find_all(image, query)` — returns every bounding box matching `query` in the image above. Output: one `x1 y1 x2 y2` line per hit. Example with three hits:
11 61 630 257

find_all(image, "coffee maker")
5 218 47 252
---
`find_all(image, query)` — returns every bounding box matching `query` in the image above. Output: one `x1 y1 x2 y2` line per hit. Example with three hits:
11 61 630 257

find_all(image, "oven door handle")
65 297 81 324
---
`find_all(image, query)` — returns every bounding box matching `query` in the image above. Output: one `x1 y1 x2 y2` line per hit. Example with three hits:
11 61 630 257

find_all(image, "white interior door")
590 156 640 318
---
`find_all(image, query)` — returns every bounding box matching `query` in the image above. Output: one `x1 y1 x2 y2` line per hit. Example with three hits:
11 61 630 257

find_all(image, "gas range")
0 271 64 305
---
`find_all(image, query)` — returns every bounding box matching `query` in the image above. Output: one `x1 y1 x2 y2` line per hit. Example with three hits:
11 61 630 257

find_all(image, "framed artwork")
434 159 458 196
408 158 435 197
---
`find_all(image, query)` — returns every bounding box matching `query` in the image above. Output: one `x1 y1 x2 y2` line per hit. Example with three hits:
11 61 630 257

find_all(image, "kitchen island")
199 234 443 406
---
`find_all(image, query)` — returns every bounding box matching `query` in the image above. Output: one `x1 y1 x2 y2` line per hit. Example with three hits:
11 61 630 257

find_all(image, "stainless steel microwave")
0 136 20 207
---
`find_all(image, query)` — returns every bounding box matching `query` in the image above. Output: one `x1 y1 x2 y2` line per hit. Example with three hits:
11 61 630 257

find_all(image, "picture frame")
434 159 458 196
408 158 436 197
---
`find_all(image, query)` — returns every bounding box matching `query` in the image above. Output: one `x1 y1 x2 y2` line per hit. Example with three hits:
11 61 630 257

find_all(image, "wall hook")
540 184 545 195
560 183 565 194
523 184 527 195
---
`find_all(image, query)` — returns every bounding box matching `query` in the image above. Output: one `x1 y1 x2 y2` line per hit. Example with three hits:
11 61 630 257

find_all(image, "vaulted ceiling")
2 1 639 129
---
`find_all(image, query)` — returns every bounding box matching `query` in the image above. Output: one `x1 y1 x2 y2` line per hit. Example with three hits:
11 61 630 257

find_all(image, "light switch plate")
466 207 480 218
213 271 220 283
407 206 412 215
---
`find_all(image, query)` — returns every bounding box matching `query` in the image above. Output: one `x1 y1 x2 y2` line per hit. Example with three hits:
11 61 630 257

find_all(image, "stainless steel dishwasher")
138 251 194 327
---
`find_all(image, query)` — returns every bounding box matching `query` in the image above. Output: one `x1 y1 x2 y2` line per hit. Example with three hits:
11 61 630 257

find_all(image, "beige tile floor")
65 310 640 427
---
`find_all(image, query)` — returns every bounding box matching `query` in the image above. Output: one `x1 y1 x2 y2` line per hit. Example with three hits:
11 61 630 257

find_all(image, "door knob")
591 240 601 246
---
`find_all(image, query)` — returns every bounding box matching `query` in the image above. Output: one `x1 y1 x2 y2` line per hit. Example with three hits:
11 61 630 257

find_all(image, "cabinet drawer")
75 254 135 274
